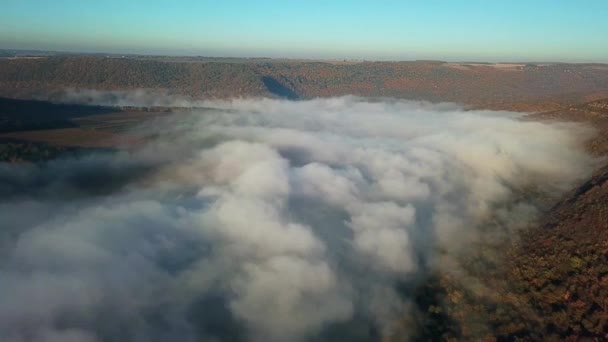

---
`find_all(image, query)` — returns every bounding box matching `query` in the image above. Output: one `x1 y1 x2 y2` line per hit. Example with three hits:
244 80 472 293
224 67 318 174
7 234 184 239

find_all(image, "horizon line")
2 47 608 65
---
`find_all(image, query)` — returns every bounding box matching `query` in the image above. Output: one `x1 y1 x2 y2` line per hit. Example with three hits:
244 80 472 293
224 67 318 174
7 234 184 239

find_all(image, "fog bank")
0 96 597 341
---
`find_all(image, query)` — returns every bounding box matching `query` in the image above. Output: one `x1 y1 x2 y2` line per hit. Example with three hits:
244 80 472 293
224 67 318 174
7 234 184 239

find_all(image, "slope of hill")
400 164 608 341
0 97 120 132
391 99 608 341
0 97 169 148
530 99 608 156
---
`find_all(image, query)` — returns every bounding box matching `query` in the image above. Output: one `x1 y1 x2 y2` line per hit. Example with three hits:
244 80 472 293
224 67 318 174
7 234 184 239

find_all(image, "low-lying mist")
0 96 598 342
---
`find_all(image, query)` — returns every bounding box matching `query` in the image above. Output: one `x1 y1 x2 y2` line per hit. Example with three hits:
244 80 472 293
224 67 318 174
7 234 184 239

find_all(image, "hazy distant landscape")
2 53 608 112
1 54 608 341
3 1 608 341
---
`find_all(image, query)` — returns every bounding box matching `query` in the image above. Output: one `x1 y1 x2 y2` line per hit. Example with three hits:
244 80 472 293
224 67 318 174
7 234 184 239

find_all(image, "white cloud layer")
0 96 598 341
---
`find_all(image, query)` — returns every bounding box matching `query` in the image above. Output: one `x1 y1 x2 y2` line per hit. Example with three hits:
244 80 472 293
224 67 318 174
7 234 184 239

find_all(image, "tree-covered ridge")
403 165 608 341
2 57 608 110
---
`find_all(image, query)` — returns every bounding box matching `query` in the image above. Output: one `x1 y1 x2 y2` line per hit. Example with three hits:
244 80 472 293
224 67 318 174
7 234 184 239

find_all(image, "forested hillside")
2 57 608 110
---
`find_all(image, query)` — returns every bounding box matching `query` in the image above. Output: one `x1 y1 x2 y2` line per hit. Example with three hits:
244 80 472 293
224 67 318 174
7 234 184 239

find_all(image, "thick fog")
0 97 598 341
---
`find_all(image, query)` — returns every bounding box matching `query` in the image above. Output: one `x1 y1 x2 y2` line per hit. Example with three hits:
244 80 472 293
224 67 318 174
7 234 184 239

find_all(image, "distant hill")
2 57 608 111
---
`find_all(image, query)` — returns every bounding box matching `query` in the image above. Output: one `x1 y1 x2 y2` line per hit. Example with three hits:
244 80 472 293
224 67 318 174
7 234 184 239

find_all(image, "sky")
1 0 607 62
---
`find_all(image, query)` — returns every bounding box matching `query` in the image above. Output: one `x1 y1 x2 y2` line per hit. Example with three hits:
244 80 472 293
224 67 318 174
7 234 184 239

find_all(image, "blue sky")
1 0 607 62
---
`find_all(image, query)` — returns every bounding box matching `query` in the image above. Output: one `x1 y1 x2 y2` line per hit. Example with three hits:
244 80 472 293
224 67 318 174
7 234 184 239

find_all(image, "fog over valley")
0 96 599 341
3 1 608 340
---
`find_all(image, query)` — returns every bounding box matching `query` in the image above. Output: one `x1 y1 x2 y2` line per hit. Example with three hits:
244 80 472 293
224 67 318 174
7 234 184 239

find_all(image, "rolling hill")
2 56 608 111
